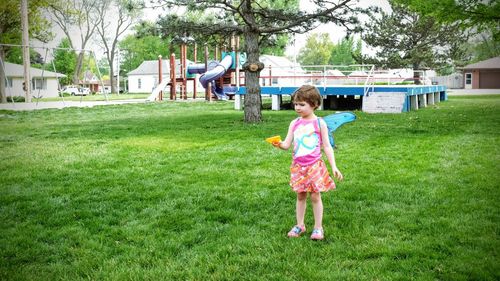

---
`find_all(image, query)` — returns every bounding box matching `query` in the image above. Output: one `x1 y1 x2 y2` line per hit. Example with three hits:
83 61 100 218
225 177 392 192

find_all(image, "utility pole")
21 0 31 102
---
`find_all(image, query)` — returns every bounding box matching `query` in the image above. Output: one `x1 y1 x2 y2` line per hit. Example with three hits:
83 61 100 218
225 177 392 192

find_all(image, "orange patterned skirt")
290 159 336 193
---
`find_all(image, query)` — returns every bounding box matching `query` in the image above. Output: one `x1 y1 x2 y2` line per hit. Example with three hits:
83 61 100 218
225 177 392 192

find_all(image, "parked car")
60 86 89 96
81 87 91 95
100 88 111 94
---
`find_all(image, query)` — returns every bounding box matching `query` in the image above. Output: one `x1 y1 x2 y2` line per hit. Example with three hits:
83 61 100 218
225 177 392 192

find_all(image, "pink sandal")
287 225 306 237
310 228 324 240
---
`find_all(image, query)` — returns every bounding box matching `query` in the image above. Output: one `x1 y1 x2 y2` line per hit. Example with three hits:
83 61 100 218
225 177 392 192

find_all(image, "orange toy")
265 135 281 144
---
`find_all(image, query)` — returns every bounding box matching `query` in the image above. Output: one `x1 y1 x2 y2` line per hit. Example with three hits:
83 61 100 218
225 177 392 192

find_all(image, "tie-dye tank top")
292 117 322 166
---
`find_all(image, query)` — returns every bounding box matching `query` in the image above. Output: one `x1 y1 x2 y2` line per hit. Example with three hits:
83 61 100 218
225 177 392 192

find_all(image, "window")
32 78 47 90
138 78 142 89
465 73 472 85
6 78 12 88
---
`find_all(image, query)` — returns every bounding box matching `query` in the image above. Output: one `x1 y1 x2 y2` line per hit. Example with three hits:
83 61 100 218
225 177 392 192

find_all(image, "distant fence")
432 73 463 89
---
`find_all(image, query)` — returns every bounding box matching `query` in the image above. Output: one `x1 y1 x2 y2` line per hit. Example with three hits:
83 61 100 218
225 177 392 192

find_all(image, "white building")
259 55 305 87
3 62 66 98
127 59 195 94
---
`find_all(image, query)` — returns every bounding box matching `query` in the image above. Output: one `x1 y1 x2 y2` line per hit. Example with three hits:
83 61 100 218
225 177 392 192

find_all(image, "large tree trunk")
0 47 6 103
73 51 85 85
109 63 115 94
243 32 263 123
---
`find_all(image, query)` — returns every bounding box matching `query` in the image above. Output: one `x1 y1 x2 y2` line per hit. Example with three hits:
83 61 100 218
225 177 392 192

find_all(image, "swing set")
0 43 109 108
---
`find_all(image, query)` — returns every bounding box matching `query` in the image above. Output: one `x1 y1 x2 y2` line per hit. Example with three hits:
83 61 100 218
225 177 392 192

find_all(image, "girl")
273 85 343 240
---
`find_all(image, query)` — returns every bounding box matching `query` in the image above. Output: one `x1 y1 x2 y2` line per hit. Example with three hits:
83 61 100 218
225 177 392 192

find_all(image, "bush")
58 92 71 97
7 96 25 102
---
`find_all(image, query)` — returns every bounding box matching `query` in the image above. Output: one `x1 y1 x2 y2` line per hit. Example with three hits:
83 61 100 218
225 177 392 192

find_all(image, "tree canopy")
51 38 77 85
47 0 102 85
330 37 361 66
358 2 468 75
297 33 334 68
0 0 54 103
392 0 499 34
96 0 142 93
393 0 500 62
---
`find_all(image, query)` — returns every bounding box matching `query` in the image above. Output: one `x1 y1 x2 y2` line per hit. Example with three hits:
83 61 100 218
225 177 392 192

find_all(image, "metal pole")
21 0 31 102
158 55 163 101
193 43 197 99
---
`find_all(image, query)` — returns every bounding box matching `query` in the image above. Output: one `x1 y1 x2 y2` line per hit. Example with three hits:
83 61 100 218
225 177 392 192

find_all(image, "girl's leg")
310 192 323 229
296 192 308 226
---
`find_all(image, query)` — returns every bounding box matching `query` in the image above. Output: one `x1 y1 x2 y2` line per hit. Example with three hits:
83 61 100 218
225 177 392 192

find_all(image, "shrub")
7 96 25 102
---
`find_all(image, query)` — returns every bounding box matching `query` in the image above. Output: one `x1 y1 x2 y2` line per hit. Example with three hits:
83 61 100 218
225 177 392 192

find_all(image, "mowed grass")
0 95 499 280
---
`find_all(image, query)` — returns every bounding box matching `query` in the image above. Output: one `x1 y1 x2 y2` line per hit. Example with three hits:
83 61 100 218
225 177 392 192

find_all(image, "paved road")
447 89 500 95
0 99 148 111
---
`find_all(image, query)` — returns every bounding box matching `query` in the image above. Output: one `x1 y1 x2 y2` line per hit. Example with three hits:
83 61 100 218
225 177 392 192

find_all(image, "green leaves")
297 33 361 67
360 2 468 71
298 33 334 67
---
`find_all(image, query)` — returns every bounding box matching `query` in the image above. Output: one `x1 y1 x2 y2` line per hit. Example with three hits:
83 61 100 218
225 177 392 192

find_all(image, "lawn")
0 95 499 280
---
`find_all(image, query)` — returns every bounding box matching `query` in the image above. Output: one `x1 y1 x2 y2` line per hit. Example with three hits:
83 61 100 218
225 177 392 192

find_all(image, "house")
80 70 103 93
461 56 500 89
4 62 66 98
259 55 305 87
127 59 194 93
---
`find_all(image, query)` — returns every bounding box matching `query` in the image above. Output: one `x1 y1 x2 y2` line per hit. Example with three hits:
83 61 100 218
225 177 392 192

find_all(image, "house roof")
4 62 66 78
326 69 345 76
462 56 500 70
81 70 100 83
127 59 194 76
260 55 298 68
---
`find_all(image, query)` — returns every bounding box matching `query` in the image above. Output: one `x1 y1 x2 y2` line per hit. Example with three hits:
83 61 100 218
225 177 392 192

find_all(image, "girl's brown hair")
291 85 321 109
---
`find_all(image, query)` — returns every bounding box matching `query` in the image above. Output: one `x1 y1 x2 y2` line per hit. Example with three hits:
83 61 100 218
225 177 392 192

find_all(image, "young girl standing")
273 85 343 240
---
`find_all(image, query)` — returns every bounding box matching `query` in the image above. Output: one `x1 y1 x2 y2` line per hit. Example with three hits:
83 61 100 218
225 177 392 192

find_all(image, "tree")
329 37 361 66
96 0 142 94
393 0 500 62
297 33 334 69
0 0 53 103
119 34 170 75
47 0 102 85
51 38 77 85
358 2 468 79
260 34 291 56
5 47 46 67
392 0 499 35
155 0 371 123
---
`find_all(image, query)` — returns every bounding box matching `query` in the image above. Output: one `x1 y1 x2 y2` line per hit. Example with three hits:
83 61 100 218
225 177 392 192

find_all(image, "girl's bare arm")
274 119 296 150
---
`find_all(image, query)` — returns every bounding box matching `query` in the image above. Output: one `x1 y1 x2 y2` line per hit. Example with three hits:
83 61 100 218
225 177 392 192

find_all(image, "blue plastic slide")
187 55 233 99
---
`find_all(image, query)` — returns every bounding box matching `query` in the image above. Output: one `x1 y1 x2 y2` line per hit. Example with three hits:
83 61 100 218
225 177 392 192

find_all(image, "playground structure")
147 36 246 102
233 65 447 113
148 39 447 113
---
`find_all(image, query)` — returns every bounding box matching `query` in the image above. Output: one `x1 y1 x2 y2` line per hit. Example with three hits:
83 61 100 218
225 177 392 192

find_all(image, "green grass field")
1 95 499 280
